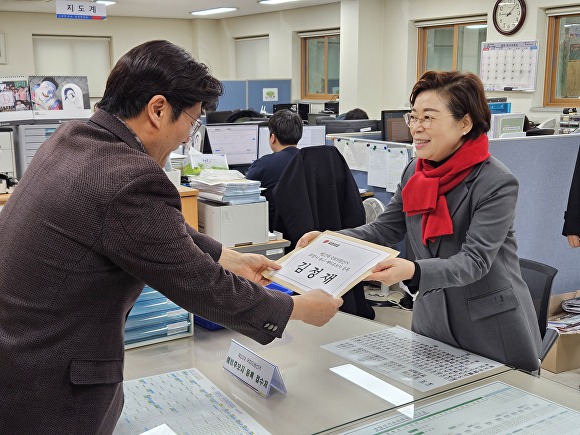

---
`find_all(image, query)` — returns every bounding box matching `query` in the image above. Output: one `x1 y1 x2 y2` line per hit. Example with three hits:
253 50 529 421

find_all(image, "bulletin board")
480 41 539 92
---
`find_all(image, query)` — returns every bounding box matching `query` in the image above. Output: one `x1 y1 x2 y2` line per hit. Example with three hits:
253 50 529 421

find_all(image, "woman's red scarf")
402 133 490 245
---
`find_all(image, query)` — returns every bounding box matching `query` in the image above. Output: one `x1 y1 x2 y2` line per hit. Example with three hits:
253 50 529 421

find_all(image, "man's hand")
290 290 343 326
296 231 322 249
218 248 281 286
364 258 415 287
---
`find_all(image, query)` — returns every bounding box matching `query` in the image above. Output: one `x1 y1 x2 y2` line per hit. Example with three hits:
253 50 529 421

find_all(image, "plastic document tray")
125 309 189 331
124 320 191 345
129 297 180 316
137 286 163 302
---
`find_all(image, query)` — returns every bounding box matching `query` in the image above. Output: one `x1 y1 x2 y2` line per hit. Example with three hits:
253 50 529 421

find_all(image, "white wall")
0 0 574 123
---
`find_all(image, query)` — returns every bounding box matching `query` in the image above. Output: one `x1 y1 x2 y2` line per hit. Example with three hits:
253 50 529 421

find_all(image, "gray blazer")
342 157 541 371
0 110 293 433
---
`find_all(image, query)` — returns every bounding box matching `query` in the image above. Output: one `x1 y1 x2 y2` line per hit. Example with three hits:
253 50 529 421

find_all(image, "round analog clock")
493 0 526 36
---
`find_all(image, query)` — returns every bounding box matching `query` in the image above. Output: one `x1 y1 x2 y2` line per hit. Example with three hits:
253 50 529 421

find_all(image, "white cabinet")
15 124 59 178
0 128 16 177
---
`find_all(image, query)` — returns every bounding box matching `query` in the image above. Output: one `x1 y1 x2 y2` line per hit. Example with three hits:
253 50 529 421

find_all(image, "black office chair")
272 146 375 319
519 258 559 366
525 128 555 136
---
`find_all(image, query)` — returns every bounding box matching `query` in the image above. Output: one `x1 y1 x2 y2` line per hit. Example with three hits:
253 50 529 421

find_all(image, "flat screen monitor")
205 124 259 165
258 125 327 158
315 117 379 134
381 110 413 143
297 103 310 121
324 101 339 114
273 103 298 113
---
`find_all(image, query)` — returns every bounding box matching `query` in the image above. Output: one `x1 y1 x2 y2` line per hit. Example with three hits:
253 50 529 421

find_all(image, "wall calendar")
480 40 539 92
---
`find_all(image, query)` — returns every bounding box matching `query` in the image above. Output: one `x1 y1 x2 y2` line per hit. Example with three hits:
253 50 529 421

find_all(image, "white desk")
324 370 580 434
124 313 510 434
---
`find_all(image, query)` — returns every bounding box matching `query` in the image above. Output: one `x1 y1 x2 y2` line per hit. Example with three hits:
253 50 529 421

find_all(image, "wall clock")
493 0 526 36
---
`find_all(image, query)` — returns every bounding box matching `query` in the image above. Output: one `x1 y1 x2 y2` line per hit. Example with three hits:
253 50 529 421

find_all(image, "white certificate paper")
264 231 398 297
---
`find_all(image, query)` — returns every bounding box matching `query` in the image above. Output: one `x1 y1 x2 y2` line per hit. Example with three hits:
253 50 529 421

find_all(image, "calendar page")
480 41 538 92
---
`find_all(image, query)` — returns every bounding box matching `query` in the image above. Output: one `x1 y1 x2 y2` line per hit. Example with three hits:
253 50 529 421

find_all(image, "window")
545 13 580 106
417 21 487 78
300 32 339 100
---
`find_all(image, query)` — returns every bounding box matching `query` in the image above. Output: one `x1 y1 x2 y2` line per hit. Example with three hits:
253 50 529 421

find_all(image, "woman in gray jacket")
299 71 541 372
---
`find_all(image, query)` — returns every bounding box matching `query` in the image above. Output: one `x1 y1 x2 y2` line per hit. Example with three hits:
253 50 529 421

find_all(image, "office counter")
124 313 510 434
323 370 580 434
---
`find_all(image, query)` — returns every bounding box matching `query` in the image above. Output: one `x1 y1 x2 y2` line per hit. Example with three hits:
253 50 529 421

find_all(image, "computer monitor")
315 117 379 134
273 103 298 113
297 103 310 121
205 124 259 165
380 110 413 143
324 101 339 114
257 125 327 158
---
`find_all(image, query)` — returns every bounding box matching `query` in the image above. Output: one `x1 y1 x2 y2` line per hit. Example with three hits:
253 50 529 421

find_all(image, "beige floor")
371 304 580 391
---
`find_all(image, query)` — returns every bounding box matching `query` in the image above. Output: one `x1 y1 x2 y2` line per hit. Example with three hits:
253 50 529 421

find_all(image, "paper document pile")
548 311 580 332
188 170 264 205
562 296 580 314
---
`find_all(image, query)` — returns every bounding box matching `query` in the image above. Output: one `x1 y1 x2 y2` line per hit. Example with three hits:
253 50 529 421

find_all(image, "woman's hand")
364 258 415 287
296 231 322 248
218 248 281 285
567 234 580 248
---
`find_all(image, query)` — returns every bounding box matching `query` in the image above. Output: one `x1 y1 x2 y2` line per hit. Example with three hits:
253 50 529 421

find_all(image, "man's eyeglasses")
403 112 454 129
181 109 203 137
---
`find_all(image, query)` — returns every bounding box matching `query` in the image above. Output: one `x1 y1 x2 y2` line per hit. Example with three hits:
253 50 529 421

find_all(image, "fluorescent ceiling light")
466 24 487 29
191 7 238 16
259 0 302 5
95 1 116 5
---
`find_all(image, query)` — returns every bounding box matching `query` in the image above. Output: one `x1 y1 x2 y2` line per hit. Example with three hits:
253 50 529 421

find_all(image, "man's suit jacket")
341 156 542 371
0 110 293 434
563 146 580 236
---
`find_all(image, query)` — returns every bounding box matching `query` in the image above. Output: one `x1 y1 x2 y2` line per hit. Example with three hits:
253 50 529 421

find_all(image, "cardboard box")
541 290 580 373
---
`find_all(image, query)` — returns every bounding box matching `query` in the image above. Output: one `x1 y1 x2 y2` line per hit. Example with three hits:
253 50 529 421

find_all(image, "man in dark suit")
246 109 302 229
0 40 342 434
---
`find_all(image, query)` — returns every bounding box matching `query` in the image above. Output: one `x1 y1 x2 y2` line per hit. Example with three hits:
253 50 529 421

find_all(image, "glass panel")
327 35 340 95
307 38 326 94
457 25 487 74
556 16 580 99
425 27 454 71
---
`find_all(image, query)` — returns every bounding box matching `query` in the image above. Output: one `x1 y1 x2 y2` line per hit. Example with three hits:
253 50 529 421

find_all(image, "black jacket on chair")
272 145 374 319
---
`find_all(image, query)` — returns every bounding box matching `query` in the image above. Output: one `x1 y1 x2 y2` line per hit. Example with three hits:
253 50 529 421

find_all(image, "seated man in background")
246 109 302 229
344 108 369 119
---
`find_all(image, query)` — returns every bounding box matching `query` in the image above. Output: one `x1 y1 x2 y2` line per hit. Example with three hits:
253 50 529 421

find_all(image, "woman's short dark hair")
96 40 223 121
268 109 303 145
409 71 490 141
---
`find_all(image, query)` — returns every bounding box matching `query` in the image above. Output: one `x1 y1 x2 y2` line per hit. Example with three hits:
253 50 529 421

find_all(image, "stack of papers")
562 296 580 314
188 170 264 205
548 312 580 332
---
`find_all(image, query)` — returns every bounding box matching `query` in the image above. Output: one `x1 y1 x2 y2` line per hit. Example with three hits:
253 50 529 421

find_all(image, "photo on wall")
29 75 91 121
0 76 34 124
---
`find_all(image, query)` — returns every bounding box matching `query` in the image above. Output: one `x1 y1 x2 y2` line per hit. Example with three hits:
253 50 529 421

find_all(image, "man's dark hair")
344 108 368 120
96 40 223 121
268 109 303 145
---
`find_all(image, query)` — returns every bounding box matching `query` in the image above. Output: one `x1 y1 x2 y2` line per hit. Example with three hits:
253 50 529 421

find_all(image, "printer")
197 200 269 247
